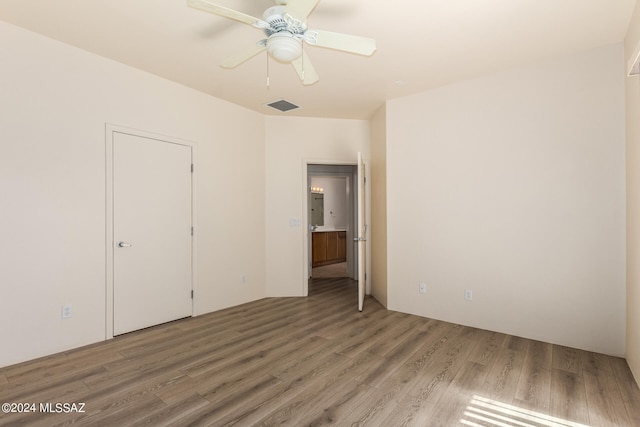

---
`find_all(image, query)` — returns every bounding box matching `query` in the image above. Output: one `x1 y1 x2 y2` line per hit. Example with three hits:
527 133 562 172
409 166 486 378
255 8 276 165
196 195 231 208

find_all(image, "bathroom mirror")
311 193 324 226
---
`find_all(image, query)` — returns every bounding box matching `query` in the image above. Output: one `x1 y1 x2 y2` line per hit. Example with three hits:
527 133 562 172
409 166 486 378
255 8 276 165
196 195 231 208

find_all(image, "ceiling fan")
187 0 376 85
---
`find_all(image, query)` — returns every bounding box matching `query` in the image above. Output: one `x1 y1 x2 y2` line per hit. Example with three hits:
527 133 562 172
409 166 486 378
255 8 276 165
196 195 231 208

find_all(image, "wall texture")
1 17 633 369
0 22 266 367
370 105 388 307
264 116 370 297
626 1 640 383
386 43 626 356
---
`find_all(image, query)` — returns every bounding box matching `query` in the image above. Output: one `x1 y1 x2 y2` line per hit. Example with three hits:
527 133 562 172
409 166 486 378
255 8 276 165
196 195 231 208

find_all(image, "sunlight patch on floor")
460 395 590 427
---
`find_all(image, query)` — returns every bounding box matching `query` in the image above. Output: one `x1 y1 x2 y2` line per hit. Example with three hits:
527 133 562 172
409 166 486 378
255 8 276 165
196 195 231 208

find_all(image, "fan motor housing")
263 6 287 30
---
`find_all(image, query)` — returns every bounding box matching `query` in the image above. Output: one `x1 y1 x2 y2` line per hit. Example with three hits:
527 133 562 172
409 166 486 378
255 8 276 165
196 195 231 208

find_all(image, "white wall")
0 22 266 368
265 116 370 297
386 43 626 356
626 2 640 383
1 18 631 369
370 105 388 307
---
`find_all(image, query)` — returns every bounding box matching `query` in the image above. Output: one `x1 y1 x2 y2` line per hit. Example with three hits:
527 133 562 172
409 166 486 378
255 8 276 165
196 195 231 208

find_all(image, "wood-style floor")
312 262 349 279
1 278 639 426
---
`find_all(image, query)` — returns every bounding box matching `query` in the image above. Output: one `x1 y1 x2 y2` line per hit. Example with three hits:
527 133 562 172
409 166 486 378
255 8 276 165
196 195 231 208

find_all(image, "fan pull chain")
301 44 305 82
266 53 270 89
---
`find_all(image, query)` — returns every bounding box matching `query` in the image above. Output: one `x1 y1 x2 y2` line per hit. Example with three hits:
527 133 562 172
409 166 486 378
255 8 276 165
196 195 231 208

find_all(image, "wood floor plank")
313 301 385 341
513 339 552 413
329 310 408 357
1 278 638 426
481 345 526 403
467 330 508 367
293 381 373 427
152 374 199 406
429 361 490 426
130 392 211 427
355 318 451 389
291 297 360 332
552 344 582 374
347 321 462 424
0 366 100 403
504 334 528 352
549 367 590 425
2 353 73 382
219 352 362 426
582 351 633 426
3 346 121 389
114 323 238 360
181 335 286 381
98 327 241 376
609 356 640 426
59 392 166 427
180 373 284 426
363 315 430 358
251 352 382 426
192 335 319 397
378 326 483 425
268 336 343 382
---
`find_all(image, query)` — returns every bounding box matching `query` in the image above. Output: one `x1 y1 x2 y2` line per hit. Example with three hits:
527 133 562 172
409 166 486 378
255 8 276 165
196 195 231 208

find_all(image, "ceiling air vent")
266 99 300 112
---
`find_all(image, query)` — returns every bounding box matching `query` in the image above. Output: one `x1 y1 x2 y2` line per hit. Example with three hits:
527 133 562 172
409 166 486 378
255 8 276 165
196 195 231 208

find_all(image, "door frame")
105 124 198 339
302 158 368 297
307 167 356 280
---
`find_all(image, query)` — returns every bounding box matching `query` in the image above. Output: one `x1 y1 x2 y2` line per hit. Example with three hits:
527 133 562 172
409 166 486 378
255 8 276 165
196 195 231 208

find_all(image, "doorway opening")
310 175 349 279
306 164 358 285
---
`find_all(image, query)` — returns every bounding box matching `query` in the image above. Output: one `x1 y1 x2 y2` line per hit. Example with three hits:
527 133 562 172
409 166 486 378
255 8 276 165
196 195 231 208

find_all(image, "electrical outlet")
419 283 427 294
464 290 473 301
61 305 72 319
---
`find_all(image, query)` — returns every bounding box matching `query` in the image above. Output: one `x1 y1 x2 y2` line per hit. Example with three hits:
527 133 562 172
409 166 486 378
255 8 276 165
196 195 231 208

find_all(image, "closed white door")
112 132 193 335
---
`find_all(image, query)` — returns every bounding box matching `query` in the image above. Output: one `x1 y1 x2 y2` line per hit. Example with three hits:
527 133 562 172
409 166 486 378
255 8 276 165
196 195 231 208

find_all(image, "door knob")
117 242 132 248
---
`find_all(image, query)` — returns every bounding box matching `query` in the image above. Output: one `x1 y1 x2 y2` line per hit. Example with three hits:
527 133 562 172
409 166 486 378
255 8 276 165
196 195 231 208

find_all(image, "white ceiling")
0 0 636 119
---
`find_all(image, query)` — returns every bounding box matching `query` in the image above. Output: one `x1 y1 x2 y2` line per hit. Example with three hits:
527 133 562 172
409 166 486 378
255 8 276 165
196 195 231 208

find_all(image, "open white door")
357 152 366 311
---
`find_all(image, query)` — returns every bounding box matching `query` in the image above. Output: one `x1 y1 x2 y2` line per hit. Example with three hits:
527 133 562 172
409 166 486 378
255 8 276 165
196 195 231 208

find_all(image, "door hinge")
191 290 194 299
191 164 194 173
191 226 194 236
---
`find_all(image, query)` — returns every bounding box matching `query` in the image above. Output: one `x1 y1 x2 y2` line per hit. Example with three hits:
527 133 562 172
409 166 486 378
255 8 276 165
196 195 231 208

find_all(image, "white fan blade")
187 0 262 26
220 43 266 68
291 51 319 85
284 0 320 22
311 30 376 56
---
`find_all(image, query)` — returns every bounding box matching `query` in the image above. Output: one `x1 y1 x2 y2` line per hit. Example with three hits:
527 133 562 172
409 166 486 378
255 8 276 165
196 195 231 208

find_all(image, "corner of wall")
625 0 640 387
370 104 388 307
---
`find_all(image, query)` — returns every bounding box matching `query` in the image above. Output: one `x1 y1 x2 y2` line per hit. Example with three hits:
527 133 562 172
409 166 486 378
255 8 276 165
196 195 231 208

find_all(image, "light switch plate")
289 218 301 227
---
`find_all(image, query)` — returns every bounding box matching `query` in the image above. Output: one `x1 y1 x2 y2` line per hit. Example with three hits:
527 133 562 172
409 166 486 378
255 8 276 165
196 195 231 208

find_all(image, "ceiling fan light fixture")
267 32 302 63
188 0 377 84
